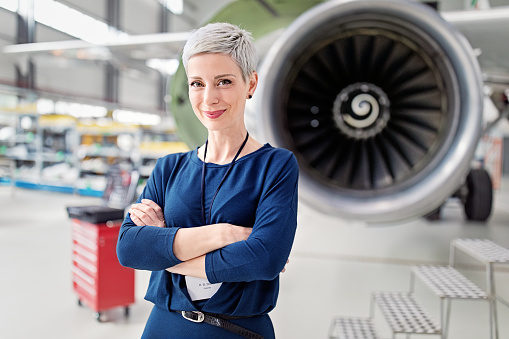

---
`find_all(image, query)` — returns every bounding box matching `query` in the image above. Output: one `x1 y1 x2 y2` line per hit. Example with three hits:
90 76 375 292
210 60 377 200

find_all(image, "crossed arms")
117 153 298 283
128 199 255 279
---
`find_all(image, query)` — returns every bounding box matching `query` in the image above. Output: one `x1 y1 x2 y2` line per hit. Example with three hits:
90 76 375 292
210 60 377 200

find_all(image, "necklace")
201 132 249 225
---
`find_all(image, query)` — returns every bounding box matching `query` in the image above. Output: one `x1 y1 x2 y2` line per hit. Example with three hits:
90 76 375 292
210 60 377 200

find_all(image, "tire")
464 169 493 222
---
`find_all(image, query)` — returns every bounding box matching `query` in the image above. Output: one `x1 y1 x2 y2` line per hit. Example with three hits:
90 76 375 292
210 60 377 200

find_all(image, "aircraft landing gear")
426 168 493 222
462 168 493 222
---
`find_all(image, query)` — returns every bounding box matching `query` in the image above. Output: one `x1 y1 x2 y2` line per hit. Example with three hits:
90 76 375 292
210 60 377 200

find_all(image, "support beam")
105 0 120 103
158 1 170 111
16 0 35 90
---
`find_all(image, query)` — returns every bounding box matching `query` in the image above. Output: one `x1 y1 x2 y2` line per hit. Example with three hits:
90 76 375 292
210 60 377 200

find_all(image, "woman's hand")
129 199 166 228
219 223 252 245
281 259 289 273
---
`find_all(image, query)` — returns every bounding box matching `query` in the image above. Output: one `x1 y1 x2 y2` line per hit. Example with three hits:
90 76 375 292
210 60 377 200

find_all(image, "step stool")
411 265 488 338
329 317 380 339
373 291 441 338
450 238 509 339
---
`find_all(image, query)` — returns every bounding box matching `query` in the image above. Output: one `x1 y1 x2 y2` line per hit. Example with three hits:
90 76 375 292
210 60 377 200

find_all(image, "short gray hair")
182 22 258 82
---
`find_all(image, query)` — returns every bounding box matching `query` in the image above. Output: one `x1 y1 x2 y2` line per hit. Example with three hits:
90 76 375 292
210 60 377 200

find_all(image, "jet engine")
170 0 484 223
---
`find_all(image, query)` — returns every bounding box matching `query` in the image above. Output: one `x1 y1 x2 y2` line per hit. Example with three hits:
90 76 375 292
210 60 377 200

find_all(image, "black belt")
179 311 264 339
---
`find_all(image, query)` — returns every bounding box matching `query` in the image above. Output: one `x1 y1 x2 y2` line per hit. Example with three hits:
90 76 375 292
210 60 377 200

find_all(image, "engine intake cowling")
254 0 483 222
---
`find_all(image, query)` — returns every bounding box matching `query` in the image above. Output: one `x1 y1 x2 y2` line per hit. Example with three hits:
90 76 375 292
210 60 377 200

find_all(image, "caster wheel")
95 312 103 322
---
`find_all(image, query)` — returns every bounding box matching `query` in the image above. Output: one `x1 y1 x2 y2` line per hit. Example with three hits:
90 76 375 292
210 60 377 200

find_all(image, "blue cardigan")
117 144 299 316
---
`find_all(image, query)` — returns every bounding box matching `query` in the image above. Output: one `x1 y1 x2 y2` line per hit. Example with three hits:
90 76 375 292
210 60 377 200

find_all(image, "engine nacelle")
171 0 483 223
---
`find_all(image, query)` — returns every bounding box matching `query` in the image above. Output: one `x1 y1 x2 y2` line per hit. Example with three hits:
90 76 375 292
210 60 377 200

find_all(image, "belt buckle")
182 311 205 323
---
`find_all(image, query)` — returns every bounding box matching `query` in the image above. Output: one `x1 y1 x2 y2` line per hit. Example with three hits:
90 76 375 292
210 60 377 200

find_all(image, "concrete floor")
0 179 508 339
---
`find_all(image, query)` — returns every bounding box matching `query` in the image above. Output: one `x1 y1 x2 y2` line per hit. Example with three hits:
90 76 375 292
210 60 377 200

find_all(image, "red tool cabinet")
71 218 135 321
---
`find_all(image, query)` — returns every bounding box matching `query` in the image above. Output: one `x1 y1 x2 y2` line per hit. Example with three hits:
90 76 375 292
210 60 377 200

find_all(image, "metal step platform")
411 265 490 339
328 239 508 339
411 265 488 300
373 291 441 336
449 238 509 339
451 238 509 264
329 317 380 339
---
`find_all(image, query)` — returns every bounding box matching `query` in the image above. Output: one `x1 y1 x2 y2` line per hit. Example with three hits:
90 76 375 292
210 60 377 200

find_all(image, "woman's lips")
203 110 226 119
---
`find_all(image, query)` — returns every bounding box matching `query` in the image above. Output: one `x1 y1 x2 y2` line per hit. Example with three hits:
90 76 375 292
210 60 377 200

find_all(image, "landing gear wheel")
425 206 442 221
464 169 493 222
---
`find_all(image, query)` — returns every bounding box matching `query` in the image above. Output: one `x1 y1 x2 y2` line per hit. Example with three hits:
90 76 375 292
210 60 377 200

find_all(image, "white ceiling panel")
122 0 160 34
0 9 16 44
59 0 106 21
36 22 74 43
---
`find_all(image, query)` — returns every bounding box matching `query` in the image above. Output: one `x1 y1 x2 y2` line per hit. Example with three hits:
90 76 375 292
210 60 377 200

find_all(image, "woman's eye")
218 79 232 86
189 81 203 88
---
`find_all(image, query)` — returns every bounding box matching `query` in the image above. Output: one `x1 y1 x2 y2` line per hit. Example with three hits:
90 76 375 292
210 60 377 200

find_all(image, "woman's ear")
247 71 258 98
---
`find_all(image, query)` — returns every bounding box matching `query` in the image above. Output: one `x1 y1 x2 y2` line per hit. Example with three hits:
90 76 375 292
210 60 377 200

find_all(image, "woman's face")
187 53 257 133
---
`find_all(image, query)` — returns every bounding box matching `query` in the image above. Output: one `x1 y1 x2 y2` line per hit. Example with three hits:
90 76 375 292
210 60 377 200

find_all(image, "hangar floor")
0 178 508 339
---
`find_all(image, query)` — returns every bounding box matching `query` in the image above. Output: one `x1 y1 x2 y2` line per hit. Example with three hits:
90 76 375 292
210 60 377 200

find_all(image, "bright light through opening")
146 59 180 75
54 101 107 118
34 0 128 44
0 0 17 12
113 109 162 126
162 0 183 15
0 0 128 44
36 98 55 115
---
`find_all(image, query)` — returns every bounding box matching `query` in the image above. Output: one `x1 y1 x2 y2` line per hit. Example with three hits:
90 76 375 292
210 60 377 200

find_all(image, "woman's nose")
203 86 219 105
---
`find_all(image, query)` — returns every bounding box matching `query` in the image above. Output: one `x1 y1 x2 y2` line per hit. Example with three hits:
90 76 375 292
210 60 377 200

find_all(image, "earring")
248 95 252 99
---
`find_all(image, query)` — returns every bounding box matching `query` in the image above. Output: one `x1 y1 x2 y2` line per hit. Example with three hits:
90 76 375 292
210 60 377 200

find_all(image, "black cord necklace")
201 132 249 225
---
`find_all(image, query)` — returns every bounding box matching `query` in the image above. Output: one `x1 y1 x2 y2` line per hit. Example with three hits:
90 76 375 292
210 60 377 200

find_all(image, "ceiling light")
146 58 180 75
160 0 183 15
0 0 17 12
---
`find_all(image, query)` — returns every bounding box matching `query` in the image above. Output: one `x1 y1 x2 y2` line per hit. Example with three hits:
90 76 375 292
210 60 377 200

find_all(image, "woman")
117 22 299 339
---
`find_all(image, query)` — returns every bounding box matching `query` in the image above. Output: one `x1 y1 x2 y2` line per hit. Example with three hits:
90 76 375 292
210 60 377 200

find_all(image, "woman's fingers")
281 259 290 274
129 200 165 227
129 210 145 226
129 204 157 226
141 199 164 221
134 202 160 223
129 205 149 225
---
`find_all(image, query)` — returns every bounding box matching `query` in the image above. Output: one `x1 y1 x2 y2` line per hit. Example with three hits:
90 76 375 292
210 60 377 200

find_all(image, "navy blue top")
117 144 299 317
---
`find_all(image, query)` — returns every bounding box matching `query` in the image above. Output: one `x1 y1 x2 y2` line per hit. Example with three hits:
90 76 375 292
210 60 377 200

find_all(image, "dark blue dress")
117 144 299 338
